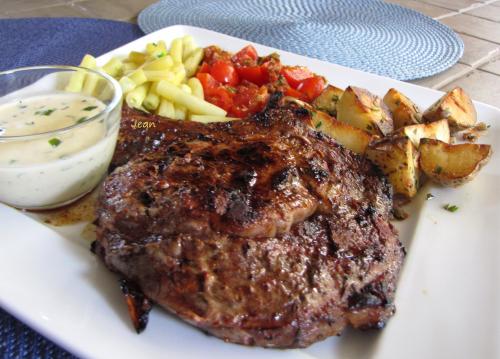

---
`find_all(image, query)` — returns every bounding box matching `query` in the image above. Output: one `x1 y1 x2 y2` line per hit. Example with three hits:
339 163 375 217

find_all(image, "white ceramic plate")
1 25 499 359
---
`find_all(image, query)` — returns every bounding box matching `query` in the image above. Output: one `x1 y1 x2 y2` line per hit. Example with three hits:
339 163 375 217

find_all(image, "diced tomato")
198 62 210 73
280 66 313 89
284 86 305 100
229 83 269 118
210 60 239 86
297 76 326 101
236 66 268 86
232 45 258 66
206 87 234 112
196 72 220 95
261 59 281 83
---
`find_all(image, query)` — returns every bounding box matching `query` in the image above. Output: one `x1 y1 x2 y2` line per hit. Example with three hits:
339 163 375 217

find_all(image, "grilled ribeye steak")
96 103 404 348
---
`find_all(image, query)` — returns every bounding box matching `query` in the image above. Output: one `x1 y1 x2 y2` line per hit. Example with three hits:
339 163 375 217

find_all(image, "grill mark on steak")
95 103 404 348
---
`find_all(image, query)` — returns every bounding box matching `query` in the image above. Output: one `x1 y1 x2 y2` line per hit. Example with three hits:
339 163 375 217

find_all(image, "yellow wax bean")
157 98 175 118
82 72 100 96
126 83 150 109
119 76 137 93
102 58 123 78
180 84 192 94
169 38 183 64
122 61 138 74
156 80 226 116
144 70 175 82
187 78 204 99
128 51 147 65
183 48 204 77
173 104 187 120
182 35 195 60
143 56 173 71
79 54 97 69
128 69 148 86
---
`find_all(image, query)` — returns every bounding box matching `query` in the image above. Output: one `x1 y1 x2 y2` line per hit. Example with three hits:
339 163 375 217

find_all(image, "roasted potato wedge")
312 85 344 117
395 119 450 148
422 87 477 131
337 86 393 136
419 139 492 187
366 136 419 198
383 88 421 129
312 111 374 154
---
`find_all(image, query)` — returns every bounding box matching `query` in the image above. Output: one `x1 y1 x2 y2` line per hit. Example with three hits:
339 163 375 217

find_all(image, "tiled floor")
0 0 499 106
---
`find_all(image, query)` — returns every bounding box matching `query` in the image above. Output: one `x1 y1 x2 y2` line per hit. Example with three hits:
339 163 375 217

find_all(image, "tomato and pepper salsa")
196 45 326 118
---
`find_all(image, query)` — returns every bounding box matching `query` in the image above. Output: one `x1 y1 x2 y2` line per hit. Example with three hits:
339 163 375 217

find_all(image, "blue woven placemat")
0 18 143 359
0 18 143 71
138 0 464 81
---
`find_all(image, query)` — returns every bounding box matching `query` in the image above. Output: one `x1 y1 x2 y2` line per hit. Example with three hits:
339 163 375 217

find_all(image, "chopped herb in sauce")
315 121 322 129
83 106 98 111
426 193 435 200
48 138 62 147
35 108 56 116
443 204 459 212
434 166 443 174
366 124 373 131
76 116 88 124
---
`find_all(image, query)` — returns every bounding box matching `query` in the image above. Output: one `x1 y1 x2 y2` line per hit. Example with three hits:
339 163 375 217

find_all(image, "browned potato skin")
337 86 394 136
312 85 344 117
383 88 421 129
422 87 477 132
366 136 419 198
419 139 492 187
394 119 450 148
312 111 374 154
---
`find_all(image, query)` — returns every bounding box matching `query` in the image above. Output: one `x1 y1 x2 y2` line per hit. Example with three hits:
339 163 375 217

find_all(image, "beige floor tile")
465 4 500 22
385 0 452 17
76 1 138 21
6 4 89 18
441 14 500 44
1 0 70 14
481 55 500 75
419 0 482 11
409 63 472 88
78 0 156 20
440 70 500 106
459 33 500 66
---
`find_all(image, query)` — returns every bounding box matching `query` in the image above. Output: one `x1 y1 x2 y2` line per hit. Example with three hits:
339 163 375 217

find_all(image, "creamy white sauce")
0 92 120 209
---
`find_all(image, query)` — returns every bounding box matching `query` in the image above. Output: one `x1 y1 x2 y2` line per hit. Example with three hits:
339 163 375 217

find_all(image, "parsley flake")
76 116 88 124
315 121 322 129
83 106 98 111
35 108 56 116
48 138 62 147
434 166 443 174
426 193 435 200
443 204 459 213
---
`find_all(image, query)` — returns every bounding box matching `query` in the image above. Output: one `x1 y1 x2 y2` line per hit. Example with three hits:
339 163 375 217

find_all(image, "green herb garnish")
366 124 373 131
8 159 17 165
434 166 443 174
315 121 322 129
83 106 98 111
426 193 435 200
443 204 459 212
76 116 88 124
48 138 62 147
35 108 56 116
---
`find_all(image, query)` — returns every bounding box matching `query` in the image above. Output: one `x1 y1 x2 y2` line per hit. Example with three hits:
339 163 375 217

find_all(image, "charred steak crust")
96 105 404 348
